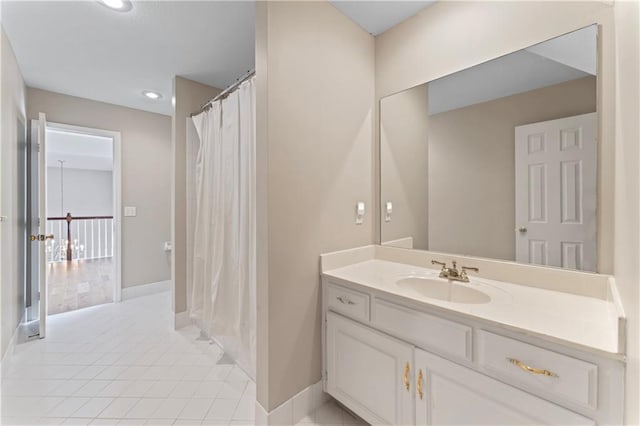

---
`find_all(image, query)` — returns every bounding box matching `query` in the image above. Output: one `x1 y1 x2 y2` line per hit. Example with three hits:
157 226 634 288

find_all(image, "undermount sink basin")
396 276 491 304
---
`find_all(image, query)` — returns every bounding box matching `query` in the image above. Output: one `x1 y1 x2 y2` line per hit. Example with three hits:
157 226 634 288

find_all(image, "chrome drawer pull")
336 296 355 305
507 357 558 378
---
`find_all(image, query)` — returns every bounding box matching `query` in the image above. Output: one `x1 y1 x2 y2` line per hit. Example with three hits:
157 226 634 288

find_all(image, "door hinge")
37 291 41 301
36 143 41 153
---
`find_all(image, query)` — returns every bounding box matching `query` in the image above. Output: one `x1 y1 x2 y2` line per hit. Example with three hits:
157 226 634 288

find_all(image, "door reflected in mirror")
380 25 599 272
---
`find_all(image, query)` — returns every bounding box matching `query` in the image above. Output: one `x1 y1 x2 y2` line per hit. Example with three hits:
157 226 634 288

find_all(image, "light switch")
385 201 393 222
355 201 365 225
124 206 137 217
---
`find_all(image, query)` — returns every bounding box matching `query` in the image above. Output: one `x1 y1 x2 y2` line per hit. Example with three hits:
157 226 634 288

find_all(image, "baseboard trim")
121 280 170 300
174 310 192 330
255 380 329 425
1 311 26 375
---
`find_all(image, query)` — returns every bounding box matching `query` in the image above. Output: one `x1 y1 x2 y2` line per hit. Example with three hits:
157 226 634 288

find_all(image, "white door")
326 312 414 425
27 113 49 338
414 349 593 425
515 113 597 271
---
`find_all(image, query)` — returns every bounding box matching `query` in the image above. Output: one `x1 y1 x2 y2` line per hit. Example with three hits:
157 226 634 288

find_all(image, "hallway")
1 293 255 425
47 258 115 315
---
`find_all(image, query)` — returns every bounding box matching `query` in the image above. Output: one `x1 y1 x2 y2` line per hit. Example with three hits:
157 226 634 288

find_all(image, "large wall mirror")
380 25 600 272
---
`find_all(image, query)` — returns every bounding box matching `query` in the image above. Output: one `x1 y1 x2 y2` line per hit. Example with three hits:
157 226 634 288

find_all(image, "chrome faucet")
431 260 479 283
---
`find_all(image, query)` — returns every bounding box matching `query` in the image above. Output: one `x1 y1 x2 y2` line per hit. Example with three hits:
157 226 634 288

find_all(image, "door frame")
45 121 123 303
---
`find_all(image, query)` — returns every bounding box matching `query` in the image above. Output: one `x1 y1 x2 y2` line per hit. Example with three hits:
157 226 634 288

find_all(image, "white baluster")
98 219 102 258
103 219 107 259
83 220 87 260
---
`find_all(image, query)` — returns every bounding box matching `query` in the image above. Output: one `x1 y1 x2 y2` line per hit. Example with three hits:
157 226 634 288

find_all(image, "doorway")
26 116 122 337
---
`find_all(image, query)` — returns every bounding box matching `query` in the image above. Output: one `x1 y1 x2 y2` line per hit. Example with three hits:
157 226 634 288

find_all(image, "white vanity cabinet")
326 312 414 425
322 278 624 426
414 349 593 425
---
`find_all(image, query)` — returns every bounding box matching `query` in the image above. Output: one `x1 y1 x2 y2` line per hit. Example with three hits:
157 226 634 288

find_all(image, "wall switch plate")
385 201 393 222
124 206 137 217
355 201 365 225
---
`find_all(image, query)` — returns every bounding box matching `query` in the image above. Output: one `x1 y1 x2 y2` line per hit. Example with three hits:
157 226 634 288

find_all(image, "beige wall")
375 1 638 423
26 88 172 290
428 76 596 260
1 25 27 358
380 83 429 249
255 1 375 410
171 77 220 315
612 1 640 425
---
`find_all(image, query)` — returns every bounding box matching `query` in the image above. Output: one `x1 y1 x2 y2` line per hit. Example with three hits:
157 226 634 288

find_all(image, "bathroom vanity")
321 246 625 425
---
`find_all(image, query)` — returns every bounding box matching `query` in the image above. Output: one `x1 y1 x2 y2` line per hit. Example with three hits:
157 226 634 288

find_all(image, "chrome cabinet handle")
507 357 558 378
336 296 355 305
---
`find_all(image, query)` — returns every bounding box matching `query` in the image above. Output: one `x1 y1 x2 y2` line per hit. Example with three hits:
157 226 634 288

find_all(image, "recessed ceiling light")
98 0 132 12
142 90 162 100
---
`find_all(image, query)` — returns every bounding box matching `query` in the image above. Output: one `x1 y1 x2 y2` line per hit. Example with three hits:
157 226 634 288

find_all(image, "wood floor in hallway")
47 258 114 315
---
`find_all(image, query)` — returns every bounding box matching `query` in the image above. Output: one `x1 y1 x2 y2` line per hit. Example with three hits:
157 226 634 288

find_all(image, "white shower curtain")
190 77 256 379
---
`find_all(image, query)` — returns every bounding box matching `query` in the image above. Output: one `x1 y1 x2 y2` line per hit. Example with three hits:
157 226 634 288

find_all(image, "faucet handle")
431 260 446 269
460 266 479 280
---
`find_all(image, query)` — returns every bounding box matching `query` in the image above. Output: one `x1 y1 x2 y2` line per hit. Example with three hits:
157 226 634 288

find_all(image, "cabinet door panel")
326 312 414 425
415 349 594 425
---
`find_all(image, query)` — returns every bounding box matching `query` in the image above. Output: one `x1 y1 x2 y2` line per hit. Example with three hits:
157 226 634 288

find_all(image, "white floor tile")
1 396 42 417
205 366 232 381
89 419 119 425
177 398 214 420
117 366 149 381
149 398 188 419
193 381 223 399
74 380 113 397
48 380 90 397
2 293 258 426
94 367 128 381
217 381 247 400
36 418 67 425
169 381 199 398
124 398 164 419
205 399 239 421
97 398 139 418
71 397 114 418
143 381 179 398
74 365 107 380
61 417 93 425
46 397 91 418
98 381 133 397
120 381 154 398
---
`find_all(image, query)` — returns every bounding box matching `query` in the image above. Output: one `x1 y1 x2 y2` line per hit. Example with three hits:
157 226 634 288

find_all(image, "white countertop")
323 259 622 356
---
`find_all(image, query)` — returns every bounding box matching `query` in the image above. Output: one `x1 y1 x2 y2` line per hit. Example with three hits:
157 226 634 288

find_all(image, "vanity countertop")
323 258 623 357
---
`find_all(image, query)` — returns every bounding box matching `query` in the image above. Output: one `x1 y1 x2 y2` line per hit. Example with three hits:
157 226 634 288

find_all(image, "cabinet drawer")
372 299 472 361
326 283 370 321
477 330 598 409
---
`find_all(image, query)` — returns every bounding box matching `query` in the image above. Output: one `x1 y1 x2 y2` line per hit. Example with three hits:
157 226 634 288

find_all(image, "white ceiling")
329 0 435 35
428 25 596 115
47 129 113 171
0 1 436 117
1 1 255 116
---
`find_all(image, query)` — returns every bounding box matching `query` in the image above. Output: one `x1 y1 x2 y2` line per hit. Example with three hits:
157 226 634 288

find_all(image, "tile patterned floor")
47 258 114 315
1 292 366 426
1 293 254 425
295 400 366 426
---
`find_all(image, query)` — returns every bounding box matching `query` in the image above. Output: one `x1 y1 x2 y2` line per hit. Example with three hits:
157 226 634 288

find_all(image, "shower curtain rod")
190 69 255 117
